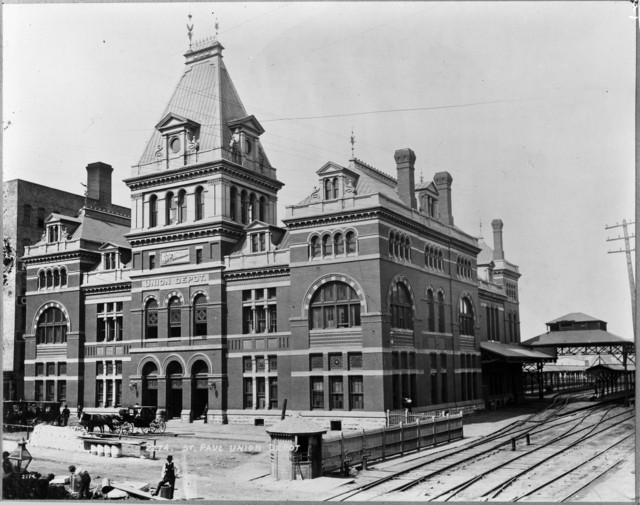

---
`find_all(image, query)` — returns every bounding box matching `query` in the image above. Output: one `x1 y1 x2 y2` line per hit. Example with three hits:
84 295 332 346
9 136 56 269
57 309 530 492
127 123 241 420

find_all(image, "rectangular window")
58 362 67 375
269 378 278 409
243 306 253 334
329 377 344 410
116 361 122 375
268 306 277 333
256 378 266 409
96 380 104 406
106 381 113 407
441 373 448 403
268 355 277 372
196 248 203 264
243 356 252 373
243 378 253 409
115 379 122 407
35 381 43 401
46 362 55 376
57 381 67 402
430 373 438 404
348 352 363 370
430 353 437 371
46 381 54 401
256 307 266 333
107 320 116 341
242 290 252 302
267 288 276 299
256 357 265 372
310 354 324 371
349 376 364 410
149 254 156 270
311 308 322 330
36 363 44 376
311 377 324 409
116 317 123 341
107 362 114 375
97 362 104 376
324 306 336 328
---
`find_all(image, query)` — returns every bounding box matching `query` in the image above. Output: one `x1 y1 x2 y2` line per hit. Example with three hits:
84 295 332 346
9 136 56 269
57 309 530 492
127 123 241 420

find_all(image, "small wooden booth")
266 415 326 480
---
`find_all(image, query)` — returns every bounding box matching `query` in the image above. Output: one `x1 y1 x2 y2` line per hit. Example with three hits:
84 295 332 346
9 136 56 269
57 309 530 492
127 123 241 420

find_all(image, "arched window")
149 195 158 228
322 234 332 257
324 179 333 200
249 193 257 222
230 187 237 221
390 281 413 329
334 233 344 255
437 291 446 333
405 238 411 262
309 282 361 330
36 307 67 344
259 197 267 222
38 271 46 290
177 190 187 223
426 289 435 332
310 236 321 258
195 186 204 221
168 297 182 338
458 297 475 336
394 235 400 258
165 192 174 225
389 232 395 255
46 270 53 289
53 269 60 287
145 299 158 339
240 190 248 224
346 231 357 254
332 177 339 199
438 250 444 271
193 294 207 337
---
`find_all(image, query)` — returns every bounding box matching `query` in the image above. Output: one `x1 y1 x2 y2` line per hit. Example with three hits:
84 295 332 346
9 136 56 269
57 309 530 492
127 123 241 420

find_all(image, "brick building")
19 35 525 428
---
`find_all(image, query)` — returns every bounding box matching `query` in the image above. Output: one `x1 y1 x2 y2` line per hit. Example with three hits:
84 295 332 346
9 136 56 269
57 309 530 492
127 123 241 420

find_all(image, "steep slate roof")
477 240 494 266
68 210 130 249
137 40 248 167
546 313 602 324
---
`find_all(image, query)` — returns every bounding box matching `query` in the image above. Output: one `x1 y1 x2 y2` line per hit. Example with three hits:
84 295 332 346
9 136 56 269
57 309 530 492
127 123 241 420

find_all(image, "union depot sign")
141 273 208 288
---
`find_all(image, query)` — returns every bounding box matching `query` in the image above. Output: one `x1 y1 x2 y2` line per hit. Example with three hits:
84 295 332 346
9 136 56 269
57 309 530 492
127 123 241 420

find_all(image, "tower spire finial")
350 128 355 158
187 14 194 50
215 15 220 38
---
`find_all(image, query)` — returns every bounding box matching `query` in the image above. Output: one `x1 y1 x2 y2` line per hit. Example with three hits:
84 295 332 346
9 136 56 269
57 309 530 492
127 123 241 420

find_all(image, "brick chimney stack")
492 219 504 260
433 171 454 226
86 162 113 205
394 148 417 209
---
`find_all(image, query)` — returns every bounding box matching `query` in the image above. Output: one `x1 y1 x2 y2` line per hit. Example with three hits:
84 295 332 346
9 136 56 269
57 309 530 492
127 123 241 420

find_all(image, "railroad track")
325 394 631 502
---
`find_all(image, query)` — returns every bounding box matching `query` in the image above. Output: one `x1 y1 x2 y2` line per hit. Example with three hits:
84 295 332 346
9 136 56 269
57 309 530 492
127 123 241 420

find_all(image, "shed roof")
480 341 554 362
521 329 631 348
586 363 636 373
546 312 602 324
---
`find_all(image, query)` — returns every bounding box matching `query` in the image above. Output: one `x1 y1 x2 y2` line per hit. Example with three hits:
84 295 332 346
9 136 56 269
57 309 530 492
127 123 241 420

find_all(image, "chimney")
433 171 453 225
86 162 113 205
394 148 417 209
492 219 504 260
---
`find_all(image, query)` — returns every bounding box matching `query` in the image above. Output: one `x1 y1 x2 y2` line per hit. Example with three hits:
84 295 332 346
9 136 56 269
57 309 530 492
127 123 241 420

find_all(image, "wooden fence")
386 408 462 426
321 411 463 473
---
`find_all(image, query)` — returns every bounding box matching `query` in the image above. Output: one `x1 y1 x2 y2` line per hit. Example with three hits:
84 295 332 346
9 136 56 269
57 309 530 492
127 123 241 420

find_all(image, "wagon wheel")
155 420 166 434
120 422 133 437
141 425 150 435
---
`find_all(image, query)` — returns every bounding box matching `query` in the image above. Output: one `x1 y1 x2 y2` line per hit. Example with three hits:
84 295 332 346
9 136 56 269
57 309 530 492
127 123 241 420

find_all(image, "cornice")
22 250 99 265
126 223 245 247
124 161 284 193
83 282 132 296
224 266 290 281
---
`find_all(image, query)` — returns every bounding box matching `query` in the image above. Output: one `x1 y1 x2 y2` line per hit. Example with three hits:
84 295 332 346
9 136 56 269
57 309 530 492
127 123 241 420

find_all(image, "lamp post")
8 438 33 473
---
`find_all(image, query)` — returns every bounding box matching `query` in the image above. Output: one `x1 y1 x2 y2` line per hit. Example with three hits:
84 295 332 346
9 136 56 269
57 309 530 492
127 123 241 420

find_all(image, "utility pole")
605 219 636 333
634 0 639 502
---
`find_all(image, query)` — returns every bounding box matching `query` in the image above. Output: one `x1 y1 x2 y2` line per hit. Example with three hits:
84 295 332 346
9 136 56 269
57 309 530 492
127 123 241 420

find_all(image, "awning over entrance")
480 341 555 364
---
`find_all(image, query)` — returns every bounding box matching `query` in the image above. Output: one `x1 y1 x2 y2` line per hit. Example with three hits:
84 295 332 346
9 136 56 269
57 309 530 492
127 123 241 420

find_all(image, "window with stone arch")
165 192 174 225
322 234 333 257
230 186 238 221
177 190 187 223
426 288 435 332
390 280 413 330
36 307 68 344
437 290 446 333
310 236 321 258
193 294 207 337
346 231 357 254
309 281 361 330
145 299 158 339
195 186 204 221
334 233 344 255
388 231 395 255
458 296 475 336
38 271 46 290
149 195 158 228
168 296 182 338
259 196 267 221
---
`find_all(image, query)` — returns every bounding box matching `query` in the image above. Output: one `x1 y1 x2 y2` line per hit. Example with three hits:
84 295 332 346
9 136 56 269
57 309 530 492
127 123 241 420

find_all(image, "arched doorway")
166 361 183 419
191 360 209 420
141 362 158 407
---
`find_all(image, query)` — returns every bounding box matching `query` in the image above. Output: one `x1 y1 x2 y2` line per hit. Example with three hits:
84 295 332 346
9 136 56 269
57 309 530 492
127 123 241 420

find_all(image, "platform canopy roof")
521 329 631 348
480 341 555 363
586 363 636 373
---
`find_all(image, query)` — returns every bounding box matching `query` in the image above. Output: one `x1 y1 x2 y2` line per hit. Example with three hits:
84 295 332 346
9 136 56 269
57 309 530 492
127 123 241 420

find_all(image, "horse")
79 413 120 433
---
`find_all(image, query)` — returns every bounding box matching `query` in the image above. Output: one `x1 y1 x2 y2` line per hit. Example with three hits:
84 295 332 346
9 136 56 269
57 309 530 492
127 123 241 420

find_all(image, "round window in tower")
170 137 181 153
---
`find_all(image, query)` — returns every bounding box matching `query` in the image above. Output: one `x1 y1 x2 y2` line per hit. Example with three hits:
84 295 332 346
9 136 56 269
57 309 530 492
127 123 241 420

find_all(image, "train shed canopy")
521 312 634 360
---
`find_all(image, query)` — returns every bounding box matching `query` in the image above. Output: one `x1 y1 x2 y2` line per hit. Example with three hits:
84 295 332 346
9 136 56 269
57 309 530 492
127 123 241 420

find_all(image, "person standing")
61 405 70 426
2 452 13 475
76 404 83 418
152 455 177 498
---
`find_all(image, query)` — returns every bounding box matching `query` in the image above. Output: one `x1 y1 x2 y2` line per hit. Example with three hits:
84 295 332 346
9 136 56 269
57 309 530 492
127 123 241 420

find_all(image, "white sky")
3 2 636 342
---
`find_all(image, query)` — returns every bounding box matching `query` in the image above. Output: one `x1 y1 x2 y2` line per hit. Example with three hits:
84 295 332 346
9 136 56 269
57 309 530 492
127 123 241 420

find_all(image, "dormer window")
103 251 119 270
47 225 60 243
324 178 340 200
251 232 266 253
170 137 181 153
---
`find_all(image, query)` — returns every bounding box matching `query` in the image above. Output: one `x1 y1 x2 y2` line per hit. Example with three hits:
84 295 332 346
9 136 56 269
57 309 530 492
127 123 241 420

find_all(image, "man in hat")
2 451 13 475
152 455 177 498
68 465 91 499
61 405 70 427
